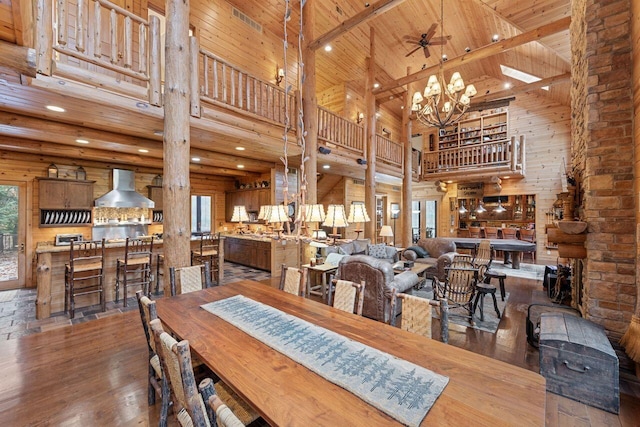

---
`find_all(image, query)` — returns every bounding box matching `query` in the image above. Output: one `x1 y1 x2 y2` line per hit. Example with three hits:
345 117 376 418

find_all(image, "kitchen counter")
34 236 225 319
223 234 299 275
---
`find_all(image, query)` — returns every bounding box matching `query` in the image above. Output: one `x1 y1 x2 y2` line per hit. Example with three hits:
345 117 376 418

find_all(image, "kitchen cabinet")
224 237 271 271
226 189 270 221
147 185 163 223
39 178 94 209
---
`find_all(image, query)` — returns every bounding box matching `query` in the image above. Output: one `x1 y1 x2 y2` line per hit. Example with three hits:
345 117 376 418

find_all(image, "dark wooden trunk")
539 313 619 414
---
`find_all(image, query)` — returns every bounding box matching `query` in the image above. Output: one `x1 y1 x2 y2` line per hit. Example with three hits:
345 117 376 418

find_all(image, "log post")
302 0 317 204
35 252 52 319
163 0 192 295
148 15 161 106
189 36 201 118
364 27 376 241
401 86 412 248
36 0 53 75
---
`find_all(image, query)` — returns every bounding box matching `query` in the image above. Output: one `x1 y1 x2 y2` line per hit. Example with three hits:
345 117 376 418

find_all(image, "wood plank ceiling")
0 0 571 177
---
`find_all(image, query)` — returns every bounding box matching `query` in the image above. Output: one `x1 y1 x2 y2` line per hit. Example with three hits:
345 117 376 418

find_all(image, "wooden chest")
539 313 619 413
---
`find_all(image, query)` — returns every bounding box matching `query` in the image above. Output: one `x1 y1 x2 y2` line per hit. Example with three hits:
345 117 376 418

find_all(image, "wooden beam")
0 41 36 77
13 0 35 47
374 16 571 96
471 72 572 104
308 0 408 51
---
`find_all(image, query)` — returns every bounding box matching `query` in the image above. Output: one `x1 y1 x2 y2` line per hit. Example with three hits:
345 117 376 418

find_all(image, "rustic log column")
364 28 376 241
163 0 191 295
302 0 317 204
401 87 412 248
35 252 51 319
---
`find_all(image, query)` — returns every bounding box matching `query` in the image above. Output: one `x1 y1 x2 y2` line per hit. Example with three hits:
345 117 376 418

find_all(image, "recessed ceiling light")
138 149 149 153
373 82 380 89
237 164 245 169
46 105 65 112
504 82 512 89
447 180 453 184
191 157 200 162
235 146 245 151
503 176 510 179
323 164 330 169
324 45 332 52
75 139 89 144
441 54 448 61
492 34 500 42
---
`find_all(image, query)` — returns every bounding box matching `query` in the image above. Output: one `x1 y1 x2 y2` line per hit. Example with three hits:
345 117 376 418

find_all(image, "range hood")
94 169 155 208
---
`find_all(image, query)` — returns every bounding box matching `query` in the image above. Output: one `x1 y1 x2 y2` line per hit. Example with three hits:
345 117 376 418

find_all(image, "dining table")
443 237 536 269
155 280 546 426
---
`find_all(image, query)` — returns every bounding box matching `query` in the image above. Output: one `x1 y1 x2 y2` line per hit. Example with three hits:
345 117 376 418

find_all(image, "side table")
302 263 338 300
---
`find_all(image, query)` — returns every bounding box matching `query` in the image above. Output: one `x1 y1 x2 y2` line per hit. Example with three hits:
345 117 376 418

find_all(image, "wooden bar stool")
473 283 501 321
484 269 507 301
115 236 154 306
155 254 164 294
65 239 106 319
191 232 220 285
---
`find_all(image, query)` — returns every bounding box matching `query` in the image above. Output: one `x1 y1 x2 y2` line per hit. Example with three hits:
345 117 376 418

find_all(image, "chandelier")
411 0 477 129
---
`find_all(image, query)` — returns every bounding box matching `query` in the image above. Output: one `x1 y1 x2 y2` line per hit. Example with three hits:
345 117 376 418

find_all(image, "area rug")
411 287 509 334
202 295 449 427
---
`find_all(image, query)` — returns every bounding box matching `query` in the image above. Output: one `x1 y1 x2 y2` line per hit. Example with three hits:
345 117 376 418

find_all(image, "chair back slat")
445 268 477 304
398 293 433 338
330 280 365 315
473 239 493 278
169 263 212 296
279 264 307 297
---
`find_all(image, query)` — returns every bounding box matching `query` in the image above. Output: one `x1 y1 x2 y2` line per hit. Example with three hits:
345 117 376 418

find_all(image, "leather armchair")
335 255 419 323
402 238 457 282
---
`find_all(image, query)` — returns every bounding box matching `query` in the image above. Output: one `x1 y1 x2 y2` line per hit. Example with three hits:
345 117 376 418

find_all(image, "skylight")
500 65 549 91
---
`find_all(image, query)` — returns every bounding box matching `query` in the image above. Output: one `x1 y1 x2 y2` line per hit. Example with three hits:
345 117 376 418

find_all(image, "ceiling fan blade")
430 36 451 43
423 46 431 58
424 23 438 40
405 45 423 57
429 40 448 46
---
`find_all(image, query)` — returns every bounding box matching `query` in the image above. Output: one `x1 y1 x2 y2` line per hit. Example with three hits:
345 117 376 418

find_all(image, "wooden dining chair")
519 229 537 262
390 290 449 343
501 227 517 240
191 232 221 285
169 262 212 296
64 238 106 319
136 291 170 427
435 264 479 325
484 226 499 239
115 236 154 306
327 279 365 315
279 264 307 297
468 226 481 238
472 239 494 279
149 319 259 427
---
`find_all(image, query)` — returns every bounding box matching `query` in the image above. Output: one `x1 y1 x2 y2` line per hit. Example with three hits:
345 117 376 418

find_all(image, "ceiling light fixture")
235 146 245 151
323 164 330 169
75 139 89 144
373 82 380 89
191 157 201 162
492 34 500 42
138 149 149 153
324 45 332 52
237 164 245 169
411 0 476 129
504 82 512 89
46 105 65 112
494 198 506 213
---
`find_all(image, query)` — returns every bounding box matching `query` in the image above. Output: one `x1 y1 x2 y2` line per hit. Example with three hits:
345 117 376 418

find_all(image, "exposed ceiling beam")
472 72 571 104
0 41 36 77
308 0 408 51
374 16 571 96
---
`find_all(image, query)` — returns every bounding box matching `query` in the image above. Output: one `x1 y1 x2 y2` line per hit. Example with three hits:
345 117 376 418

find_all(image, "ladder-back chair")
468 226 481 238
191 232 221 285
472 239 494 279
279 264 308 297
328 279 365 315
484 226 499 239
519 228 537 262
435 263 479 325
65 238 106 319
390 290 449 343
169 262 212 296
116 236 154 306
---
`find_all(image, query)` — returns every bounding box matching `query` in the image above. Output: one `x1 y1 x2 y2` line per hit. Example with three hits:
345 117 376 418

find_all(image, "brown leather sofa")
402 238 457 281
335 255 419 323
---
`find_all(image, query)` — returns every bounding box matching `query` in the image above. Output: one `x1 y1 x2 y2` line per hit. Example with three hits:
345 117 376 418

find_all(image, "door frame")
0 181 28 290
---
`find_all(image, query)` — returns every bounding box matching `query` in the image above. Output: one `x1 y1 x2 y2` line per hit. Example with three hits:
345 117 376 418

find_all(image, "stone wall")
575 0 635 339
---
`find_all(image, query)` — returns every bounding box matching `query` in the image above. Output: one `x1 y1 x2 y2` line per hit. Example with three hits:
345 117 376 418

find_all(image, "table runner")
201 295 448 426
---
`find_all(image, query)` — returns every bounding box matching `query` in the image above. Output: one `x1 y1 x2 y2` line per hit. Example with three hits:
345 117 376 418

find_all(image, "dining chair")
390 290 449 344
115 236 154 306
136 291 170 427
191 232 221 285
149 319 259 427
499 228 518 264
519 229 537 262
484 226 499 239
64 238 106 319
155 253 164 295
468 226 481 238
435 263 479 325
169 262 212 296
327 279 365 315
279 264 308 297
472 239 494 279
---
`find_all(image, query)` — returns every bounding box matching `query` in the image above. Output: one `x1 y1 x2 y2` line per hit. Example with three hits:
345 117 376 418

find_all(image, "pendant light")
494 198 506 213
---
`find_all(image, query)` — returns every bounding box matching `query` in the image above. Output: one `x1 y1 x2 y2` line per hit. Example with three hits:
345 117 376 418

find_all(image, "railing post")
36 0 53 75
519 135 526 171
510 136 517 171
148 15 161 106
189 36 201 118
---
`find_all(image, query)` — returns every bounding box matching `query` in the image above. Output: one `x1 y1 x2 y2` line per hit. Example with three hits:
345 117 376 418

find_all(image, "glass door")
0 182 26 290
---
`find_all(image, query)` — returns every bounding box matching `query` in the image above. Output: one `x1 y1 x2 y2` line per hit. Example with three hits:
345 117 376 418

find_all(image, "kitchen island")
223 233 300 275
34 236 225 319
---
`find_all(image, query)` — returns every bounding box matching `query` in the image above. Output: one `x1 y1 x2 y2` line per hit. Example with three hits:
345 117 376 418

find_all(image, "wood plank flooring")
0 275 638 426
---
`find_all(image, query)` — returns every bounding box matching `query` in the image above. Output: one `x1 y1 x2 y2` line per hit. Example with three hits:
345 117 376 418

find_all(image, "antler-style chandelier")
411 0 477 129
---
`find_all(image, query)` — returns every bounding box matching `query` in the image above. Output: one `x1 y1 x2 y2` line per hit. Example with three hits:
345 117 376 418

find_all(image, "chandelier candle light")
411 0 477 129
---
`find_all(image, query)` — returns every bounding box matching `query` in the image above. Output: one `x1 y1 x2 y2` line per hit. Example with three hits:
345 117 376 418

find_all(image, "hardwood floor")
0 275 638 426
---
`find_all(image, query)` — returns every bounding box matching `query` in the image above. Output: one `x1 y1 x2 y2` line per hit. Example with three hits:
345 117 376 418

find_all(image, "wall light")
356 112 364 124
275 66 285 86
319 146 332 155
357 158 367 165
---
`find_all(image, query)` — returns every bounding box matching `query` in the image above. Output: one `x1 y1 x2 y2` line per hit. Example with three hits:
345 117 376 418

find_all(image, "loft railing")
422 136 525 177
197 47 295 128
376 134 403 167
36 0 161 104
317 107 364 154
412 148 421 175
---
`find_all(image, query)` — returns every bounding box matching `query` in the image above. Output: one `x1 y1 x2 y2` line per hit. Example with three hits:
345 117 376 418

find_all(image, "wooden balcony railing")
36 0 161 103
198 48 295 128
317 106 364 154
412 148 421 175
376 134 403 167
422 136 525 178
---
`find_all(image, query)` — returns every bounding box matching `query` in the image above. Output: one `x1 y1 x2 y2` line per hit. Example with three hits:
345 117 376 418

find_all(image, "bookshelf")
438 110 509 151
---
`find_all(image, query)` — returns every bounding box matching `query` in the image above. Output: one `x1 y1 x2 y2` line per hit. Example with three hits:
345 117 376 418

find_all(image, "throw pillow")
406 245 429 258
368 243 389 259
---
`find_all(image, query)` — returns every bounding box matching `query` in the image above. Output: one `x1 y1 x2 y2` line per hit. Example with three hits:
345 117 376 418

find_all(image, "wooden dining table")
156 281 546 426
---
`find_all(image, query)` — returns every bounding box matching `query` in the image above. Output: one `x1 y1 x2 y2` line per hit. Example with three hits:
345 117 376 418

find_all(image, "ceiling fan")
404 23 451 58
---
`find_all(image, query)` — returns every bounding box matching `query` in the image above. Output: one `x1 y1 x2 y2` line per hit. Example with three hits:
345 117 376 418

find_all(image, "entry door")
0 182 26 290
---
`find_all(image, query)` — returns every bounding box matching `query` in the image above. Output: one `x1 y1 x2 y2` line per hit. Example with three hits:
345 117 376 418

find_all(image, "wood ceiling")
0 0 571 177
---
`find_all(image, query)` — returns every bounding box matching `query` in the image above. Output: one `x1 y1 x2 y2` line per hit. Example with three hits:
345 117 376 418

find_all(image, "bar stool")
116 236 154 306
484 269 506 301
191 232 220 285
65 239 106 319
473 283 501 321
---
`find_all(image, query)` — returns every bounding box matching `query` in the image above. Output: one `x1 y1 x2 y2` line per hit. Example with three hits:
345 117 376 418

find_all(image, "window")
191 195 212 234
425 200 437 237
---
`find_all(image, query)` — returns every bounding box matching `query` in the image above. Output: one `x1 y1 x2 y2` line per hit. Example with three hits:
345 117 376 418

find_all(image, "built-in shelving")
438 110 509 151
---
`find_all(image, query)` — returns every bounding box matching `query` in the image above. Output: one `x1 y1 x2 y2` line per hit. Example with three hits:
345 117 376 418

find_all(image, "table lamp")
379 225 393 245
257 205 273 222
309 240 329 265
347 203 370 240
299 204 325 236
322 204 349 245
230 205 249 233
267 204 290 235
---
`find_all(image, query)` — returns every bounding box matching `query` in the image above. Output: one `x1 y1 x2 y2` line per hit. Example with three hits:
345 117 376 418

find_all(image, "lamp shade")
494 198 506 213
309 240 329 249
379 225 393 237
347 203 370 223
267 204 290 223
257 205 273 221
312 229 328 240
299 204 325 223
322 204 349 228
230 205 249 222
